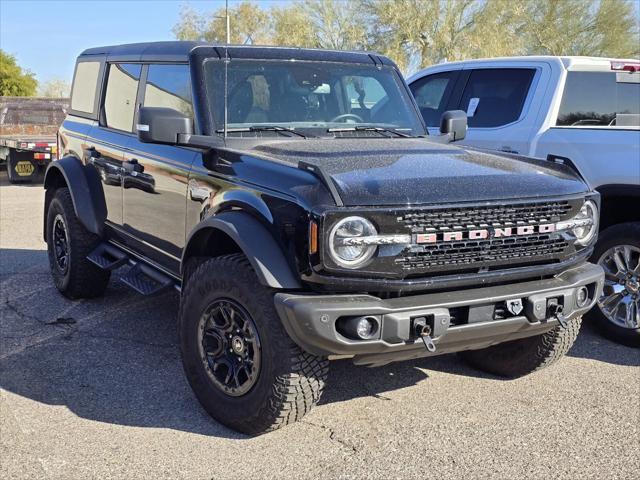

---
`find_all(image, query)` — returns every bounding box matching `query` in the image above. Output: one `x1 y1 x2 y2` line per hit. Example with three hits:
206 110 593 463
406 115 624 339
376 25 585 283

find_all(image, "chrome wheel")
52 214 70 274
197 299 261 397
597 245 640 329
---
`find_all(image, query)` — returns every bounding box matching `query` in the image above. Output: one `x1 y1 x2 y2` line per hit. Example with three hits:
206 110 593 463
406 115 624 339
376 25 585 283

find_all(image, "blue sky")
0 0 284 85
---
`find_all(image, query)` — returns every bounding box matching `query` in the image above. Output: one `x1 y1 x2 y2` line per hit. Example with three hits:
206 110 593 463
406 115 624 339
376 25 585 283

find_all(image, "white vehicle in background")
408 56 640 346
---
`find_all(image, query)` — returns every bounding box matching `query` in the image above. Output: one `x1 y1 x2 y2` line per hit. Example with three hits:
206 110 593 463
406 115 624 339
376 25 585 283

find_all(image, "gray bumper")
274 263 604 366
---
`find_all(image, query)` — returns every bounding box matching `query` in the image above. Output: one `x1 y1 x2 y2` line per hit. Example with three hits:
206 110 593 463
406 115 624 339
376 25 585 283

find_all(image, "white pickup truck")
408 56 640 346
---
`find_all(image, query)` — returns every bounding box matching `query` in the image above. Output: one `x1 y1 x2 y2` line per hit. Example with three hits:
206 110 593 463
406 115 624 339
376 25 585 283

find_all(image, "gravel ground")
1 170 638 480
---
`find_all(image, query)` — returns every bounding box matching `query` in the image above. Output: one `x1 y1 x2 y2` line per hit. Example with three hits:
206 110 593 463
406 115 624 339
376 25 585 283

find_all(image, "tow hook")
414 320 437 352
549 303 567 329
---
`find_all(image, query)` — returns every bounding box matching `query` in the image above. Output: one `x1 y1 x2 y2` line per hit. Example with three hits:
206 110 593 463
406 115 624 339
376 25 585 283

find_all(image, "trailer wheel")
6 151 21 184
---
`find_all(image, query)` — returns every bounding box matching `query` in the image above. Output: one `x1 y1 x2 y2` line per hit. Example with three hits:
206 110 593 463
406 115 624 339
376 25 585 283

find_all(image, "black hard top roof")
78 41 396 67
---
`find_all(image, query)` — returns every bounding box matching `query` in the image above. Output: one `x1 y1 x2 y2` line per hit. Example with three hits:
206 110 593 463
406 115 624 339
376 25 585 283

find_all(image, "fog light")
576 286 589 307
337 315 380 340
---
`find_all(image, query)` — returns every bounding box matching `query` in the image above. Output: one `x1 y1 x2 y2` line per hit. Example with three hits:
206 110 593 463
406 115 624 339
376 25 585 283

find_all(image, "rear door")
534 69 640 188
86 62 142 227
121 63 199 273
454 68 538 154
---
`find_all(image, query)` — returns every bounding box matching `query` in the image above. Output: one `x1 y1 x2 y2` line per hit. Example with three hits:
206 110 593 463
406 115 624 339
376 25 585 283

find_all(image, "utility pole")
225 0 230 44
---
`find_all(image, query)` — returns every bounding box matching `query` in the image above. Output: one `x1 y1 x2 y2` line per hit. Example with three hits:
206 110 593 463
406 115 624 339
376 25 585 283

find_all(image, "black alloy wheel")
198 299 262 397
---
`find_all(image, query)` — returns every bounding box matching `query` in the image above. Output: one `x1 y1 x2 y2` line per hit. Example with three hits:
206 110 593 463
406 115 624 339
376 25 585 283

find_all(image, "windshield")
203 59 425 137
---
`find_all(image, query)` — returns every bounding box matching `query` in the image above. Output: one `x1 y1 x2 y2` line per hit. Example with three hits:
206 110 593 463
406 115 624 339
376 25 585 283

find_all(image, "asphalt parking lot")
1 170 638 480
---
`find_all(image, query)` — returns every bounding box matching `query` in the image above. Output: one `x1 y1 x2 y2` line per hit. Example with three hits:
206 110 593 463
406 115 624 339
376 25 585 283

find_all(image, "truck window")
556 71 640 128
70 61 101 114
103 63 142 132
409 71 458 127
459 69 535 128
143 64 193 119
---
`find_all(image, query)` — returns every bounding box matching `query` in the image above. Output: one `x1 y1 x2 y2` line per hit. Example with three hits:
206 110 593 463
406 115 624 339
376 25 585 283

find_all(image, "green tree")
39 78 71 98
271 3 317 47
172 4 206 40
0 50 37 96
525 0 640 57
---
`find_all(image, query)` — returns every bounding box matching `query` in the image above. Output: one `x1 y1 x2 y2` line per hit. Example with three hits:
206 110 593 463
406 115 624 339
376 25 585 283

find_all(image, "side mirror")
440 110 467 142
136 107 193 144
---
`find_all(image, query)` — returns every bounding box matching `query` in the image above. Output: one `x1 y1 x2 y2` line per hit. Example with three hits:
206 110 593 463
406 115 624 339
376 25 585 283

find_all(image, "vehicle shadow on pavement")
1 248 638 439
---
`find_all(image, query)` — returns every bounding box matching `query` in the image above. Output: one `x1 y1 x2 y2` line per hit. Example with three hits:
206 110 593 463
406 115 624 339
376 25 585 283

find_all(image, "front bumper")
274 262 604 366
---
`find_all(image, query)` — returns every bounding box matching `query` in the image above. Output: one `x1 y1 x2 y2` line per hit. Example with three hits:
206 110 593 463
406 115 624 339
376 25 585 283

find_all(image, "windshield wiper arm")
216 125 310 138
327 126 411 138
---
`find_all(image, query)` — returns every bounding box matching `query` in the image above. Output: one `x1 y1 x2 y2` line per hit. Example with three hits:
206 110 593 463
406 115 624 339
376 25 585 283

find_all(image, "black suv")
45 42 604 434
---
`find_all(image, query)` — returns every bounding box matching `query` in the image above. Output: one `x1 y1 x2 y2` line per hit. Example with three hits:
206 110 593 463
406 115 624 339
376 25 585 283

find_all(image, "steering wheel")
330 113 364 123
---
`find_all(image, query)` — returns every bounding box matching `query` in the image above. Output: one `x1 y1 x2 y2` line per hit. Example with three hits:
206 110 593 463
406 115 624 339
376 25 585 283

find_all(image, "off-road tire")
587 223 640 347
179 254 329 435
46 187 110 299
459 316 582 378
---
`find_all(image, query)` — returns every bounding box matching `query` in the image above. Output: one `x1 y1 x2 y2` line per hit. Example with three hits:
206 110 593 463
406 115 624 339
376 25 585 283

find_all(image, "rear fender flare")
43 157 107 239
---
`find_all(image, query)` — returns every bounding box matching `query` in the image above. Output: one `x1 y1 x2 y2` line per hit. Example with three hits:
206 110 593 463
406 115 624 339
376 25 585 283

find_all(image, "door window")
103 63 142 132
143 64 193 119
410 71 459 127
557 71 640 127
459 68 535 128
70 61 101 114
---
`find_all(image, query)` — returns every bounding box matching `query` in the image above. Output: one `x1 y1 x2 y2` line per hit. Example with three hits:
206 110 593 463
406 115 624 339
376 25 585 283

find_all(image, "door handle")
123 158 144 173
84 146 101 162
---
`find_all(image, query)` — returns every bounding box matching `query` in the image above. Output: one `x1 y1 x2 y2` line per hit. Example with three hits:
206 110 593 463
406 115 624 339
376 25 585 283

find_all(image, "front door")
121 63 198 273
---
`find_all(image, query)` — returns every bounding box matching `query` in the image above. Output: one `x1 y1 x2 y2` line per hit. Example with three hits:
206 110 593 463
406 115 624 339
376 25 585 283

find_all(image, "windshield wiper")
216 125 310 138
327 126 411 138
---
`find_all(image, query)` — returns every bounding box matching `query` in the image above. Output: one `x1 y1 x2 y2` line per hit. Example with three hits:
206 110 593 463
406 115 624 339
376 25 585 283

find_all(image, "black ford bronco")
45 42 604 434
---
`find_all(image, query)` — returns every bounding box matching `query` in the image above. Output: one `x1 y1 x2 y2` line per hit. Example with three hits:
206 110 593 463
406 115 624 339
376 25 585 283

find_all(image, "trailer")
0 97 68 183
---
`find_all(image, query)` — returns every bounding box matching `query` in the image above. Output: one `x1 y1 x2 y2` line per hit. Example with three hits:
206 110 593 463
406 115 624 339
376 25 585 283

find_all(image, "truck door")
121 64 198 272
87 62 142 227
409 70 463 136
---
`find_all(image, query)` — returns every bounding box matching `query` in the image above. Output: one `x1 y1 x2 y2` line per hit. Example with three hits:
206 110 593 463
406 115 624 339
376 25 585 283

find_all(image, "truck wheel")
459 316 582 378
46 187 110 299
179 254 329 435
588 223 640 347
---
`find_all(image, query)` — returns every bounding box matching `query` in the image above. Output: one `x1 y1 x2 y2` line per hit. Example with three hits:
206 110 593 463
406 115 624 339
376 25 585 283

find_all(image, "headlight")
565 200 598 246
328 216 377 268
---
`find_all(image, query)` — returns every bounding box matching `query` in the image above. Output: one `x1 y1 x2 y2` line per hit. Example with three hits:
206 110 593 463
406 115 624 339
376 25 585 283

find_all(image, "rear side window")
557 71 640 127
410 71 458 127
143 64 193 119
70 61 101 114
103 63 142 132
459 69 535 128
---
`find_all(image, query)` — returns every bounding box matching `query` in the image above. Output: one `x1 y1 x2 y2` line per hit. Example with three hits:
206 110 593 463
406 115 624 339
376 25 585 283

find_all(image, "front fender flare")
183 211 302 290
44 157 107 237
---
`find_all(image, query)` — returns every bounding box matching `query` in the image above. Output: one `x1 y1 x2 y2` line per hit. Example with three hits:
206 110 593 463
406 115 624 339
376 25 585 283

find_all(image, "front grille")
399 201 573 232
392 200 578 275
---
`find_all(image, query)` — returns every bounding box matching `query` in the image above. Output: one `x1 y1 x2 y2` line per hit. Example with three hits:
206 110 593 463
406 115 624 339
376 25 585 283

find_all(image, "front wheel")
459 316 582 378
179 254 329 435
588 223 640 347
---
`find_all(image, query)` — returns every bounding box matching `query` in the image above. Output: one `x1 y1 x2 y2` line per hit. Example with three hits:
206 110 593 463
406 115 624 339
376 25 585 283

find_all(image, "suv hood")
250 138 588 206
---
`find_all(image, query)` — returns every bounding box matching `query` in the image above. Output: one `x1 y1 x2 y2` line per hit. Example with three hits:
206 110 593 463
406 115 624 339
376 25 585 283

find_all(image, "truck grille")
393 200 578 275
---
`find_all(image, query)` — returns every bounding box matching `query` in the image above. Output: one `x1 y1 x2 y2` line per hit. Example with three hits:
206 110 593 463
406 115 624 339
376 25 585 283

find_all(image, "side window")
143 64 193 119
409 71 458 127
103 63 142 132
70 61 101 114
557 71 640 127
459 69 535 128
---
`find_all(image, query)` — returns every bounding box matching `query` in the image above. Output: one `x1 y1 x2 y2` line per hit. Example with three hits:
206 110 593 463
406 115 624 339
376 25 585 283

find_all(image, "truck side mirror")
136 107 193 145
440 110 467 142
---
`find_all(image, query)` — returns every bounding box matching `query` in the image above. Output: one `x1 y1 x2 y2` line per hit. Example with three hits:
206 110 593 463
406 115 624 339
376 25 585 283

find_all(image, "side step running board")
87 242 177 296
120 262 174 296
87 244 129 271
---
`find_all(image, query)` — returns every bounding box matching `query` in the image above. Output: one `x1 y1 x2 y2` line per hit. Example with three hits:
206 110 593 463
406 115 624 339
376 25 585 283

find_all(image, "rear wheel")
46 187 110 299
179 254 329 435
6 151 22 184
588 223 640 347
459 316 582 377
